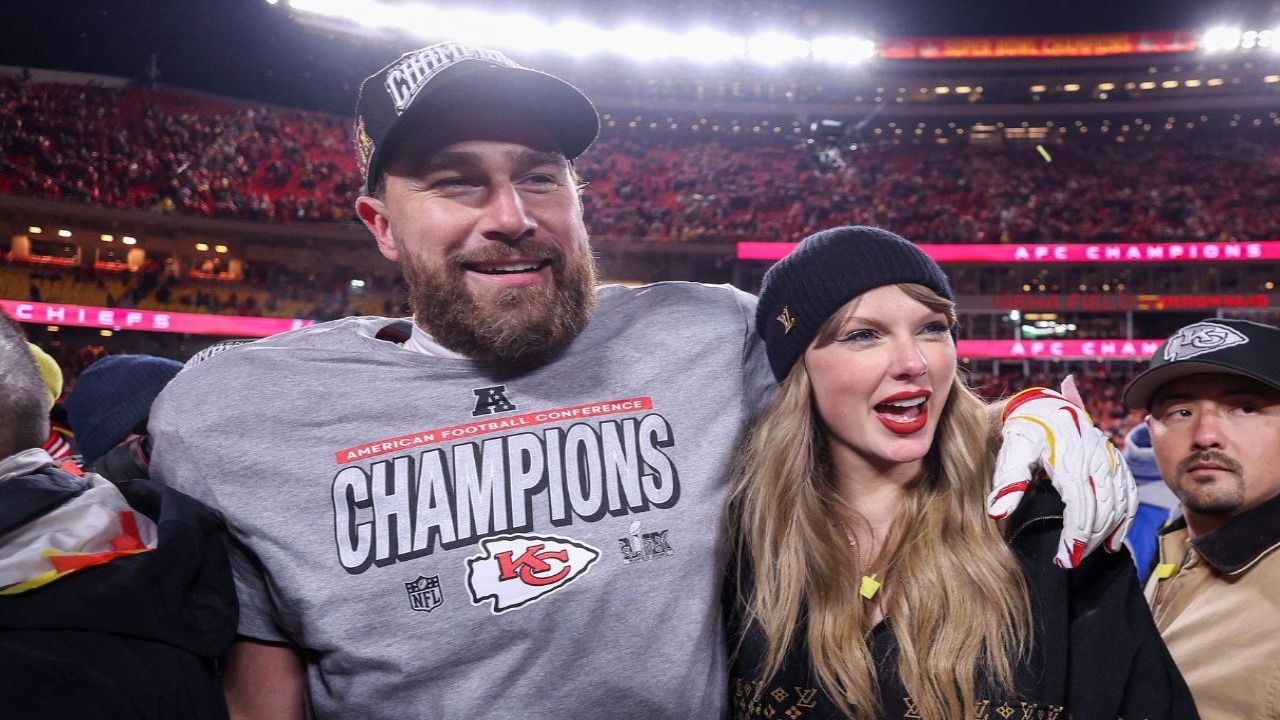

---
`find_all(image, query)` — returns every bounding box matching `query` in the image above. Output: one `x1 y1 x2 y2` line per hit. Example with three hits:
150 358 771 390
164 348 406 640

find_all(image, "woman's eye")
923 321 951 335
837 329 876 343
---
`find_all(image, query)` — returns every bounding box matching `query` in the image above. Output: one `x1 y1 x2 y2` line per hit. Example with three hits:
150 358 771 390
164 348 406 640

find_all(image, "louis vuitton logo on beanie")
776 307 796 334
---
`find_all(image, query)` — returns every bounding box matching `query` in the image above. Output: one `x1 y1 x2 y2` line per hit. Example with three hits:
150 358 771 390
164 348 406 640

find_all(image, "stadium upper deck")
3 12 1280 359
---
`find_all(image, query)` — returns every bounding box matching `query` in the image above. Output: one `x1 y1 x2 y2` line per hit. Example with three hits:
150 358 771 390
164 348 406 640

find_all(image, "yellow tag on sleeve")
1154 563 1180 579
859 575 882 600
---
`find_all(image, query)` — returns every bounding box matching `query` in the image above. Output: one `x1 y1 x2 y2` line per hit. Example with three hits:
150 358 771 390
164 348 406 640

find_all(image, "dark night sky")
0 0 1270 113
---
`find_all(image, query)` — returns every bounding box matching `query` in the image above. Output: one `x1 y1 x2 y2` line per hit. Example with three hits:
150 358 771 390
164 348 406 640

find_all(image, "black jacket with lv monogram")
726 489 1200 719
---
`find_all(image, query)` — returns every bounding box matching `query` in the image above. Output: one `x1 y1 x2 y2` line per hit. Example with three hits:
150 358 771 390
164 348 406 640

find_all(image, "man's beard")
399 238 598 369
1173 451 1246 515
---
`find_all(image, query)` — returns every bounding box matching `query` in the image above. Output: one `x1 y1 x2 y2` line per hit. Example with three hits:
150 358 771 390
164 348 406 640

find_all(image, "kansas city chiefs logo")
1163 321 1249 361
466 534 600 614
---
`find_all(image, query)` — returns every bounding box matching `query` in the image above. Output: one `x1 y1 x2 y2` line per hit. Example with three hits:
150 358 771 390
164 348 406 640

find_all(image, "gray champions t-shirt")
150 281 775 720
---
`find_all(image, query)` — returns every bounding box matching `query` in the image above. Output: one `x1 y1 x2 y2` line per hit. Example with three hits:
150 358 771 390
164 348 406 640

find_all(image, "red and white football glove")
989 378 1137 569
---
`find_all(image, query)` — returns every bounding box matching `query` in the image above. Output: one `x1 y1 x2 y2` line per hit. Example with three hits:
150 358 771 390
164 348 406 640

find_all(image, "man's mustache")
450 240 563 267
1177 451 1242 476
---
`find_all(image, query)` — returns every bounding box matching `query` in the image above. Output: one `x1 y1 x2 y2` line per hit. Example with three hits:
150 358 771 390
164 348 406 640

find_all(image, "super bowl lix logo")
618 521 674 563
466 534 600 614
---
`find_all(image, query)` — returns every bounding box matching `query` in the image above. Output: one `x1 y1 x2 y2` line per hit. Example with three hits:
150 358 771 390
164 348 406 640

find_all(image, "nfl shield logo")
405 574 443 612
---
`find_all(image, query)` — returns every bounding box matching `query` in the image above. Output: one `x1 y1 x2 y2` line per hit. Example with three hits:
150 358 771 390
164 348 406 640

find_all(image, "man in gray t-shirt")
150 41 1136 720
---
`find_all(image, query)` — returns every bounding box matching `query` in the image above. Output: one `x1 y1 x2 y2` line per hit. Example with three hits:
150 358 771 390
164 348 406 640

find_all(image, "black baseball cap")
354 41 600 195
1123 318 1280 410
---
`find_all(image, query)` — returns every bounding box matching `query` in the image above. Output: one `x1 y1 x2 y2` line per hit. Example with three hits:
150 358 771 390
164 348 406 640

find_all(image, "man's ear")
355 195 399 262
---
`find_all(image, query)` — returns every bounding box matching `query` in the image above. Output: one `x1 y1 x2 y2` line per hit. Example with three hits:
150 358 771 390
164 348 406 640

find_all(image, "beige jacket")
1145 493 1280 720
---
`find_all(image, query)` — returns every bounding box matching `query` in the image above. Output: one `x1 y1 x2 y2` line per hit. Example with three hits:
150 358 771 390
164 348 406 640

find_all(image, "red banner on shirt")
335 397 656 464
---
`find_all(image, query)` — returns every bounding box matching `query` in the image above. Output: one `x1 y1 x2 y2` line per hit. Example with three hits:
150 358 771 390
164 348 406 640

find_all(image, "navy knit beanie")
64 354 183 463
756 226 953 381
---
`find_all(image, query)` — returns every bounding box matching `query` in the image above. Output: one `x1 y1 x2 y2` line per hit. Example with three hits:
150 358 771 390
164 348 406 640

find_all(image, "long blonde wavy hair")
728 283 1031 719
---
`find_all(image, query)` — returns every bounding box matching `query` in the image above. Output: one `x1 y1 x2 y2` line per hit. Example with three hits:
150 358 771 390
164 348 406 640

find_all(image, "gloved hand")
989 377 1137 569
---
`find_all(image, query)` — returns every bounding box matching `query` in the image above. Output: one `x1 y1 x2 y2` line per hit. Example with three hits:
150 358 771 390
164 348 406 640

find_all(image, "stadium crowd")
4 76 1280 246
0 71 1260 445
580 131 1280 245
0 77 360 223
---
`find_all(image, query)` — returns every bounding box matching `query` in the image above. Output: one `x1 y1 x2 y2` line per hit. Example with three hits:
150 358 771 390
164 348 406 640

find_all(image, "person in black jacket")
728 226 1196 720
0 315 237 719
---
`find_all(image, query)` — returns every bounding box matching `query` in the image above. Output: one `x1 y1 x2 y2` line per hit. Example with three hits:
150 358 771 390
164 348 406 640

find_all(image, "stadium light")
1195 25 1280 53
677 28 746 64
288 0 381 23
437 9 547 51
550 20 612 57
1201 26 1242 53
611 24 680 62
277 0 874 66
746 32 809 66
811 36 875 64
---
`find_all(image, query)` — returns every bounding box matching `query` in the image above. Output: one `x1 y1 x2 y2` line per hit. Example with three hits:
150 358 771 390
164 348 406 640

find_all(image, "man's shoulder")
230 316 404 351
184 316 401 369
160 316 406 402
597 281 757 314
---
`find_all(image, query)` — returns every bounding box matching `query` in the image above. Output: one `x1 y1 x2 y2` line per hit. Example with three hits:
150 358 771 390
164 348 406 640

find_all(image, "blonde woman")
728 226 1197 720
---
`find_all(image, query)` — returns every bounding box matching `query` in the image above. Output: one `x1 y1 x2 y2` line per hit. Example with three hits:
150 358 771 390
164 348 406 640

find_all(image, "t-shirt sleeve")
150 386 290 643
225 533 291 642
734 288 777 422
